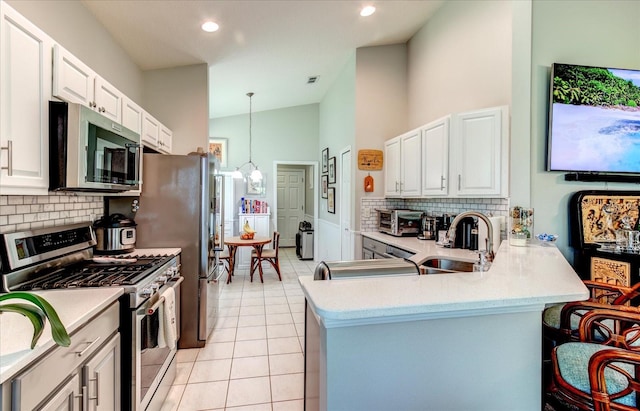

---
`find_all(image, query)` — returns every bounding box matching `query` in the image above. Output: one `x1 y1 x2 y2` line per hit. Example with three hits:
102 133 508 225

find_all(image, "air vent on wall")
307 76 319 84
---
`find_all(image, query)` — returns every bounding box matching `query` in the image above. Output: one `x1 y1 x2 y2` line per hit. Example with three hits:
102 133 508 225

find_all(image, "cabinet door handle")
458 174 461 191
82 385 89 410
440 175 445 190
89 372 100 406
75 337 101 357
395 181 399 191
1 140 12 176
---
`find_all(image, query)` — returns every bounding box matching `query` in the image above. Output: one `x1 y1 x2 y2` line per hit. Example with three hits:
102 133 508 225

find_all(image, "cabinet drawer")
363 237 387 254
11 303 119 410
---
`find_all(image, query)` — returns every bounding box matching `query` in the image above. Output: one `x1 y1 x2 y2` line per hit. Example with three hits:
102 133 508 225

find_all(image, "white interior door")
340 148 352 260
276 169 305 247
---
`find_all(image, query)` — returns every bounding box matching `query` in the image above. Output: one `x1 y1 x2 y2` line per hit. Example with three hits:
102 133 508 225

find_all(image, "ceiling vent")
307 76 319 84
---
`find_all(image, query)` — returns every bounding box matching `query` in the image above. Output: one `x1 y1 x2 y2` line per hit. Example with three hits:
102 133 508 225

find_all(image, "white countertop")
0 288 123 384
299 232 589 327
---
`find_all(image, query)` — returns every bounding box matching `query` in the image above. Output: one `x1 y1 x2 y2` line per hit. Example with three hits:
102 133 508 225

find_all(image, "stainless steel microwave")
49 101 141 192
377 209 423 236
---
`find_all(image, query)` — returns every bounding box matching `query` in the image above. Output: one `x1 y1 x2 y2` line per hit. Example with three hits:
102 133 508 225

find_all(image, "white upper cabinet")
384 128 421 198
421 116 450 196
122 96 143 135
159 125 172 154
53 45 124 123
384 137 401 197
52 44 94 106
450 106 509 197
141 111 160 147
0 3 53 195
94 76 123 123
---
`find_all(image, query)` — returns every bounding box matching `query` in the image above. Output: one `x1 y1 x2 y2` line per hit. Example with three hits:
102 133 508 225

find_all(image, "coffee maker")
418 215 437 240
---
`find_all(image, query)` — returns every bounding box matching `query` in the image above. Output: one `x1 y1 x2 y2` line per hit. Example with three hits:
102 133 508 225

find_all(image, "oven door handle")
147 297 165 316
146 277 183 315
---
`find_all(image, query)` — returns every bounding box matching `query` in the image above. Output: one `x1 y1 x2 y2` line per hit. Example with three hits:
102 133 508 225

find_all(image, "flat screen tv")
547 62 640 175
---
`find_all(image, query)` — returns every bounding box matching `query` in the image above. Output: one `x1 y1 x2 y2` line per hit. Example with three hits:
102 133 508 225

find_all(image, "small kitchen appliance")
49 101 141 192
377 209 422 237
296 221 314 260
93 213 137 254
418 216 437 240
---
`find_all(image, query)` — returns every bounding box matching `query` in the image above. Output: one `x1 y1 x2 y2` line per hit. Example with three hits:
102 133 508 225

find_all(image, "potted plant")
0 292 70 349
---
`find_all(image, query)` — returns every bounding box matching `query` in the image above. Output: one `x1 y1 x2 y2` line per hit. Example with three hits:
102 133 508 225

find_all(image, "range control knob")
140 287 153 299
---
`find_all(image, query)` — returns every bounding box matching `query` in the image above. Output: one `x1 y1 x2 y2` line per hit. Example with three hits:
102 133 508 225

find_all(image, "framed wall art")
209 138 228 167
327 187 335 214
322 147 329 174
246 175 266 196
328 156 336 184
321 175 328 199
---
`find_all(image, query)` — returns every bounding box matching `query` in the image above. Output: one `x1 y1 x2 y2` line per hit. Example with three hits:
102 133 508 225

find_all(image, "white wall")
142 64 209 154
530 0 640 262
407 0 512 127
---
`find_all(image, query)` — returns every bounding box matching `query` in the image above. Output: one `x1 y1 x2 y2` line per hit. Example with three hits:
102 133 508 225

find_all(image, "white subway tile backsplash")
361 197 509 233
0 194 104 233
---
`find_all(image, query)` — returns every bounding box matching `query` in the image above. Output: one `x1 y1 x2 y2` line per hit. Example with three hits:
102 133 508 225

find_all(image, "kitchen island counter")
301 234 588 411
0 287 123 384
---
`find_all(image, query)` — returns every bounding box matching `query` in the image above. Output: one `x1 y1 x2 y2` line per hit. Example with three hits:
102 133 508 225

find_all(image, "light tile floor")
162 248 316 411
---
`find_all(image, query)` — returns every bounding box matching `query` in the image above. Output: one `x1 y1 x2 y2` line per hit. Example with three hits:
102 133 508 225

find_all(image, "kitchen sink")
420 258 475 274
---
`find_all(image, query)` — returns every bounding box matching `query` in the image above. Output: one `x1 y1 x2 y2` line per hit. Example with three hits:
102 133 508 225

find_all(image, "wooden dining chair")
548 308 640 410
250 231 281 281
219 246 232 280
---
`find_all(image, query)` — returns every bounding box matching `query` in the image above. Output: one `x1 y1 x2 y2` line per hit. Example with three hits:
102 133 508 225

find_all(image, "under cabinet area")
1 301 121 411
0 2 52 195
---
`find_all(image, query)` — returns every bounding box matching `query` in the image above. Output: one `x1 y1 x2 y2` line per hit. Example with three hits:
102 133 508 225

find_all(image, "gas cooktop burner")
13 254 174 291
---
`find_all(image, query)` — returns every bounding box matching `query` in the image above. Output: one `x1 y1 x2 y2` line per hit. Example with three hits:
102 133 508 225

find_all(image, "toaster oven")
377 209 423 236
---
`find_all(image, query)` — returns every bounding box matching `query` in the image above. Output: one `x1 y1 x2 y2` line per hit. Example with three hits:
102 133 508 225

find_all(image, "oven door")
134 277 183 410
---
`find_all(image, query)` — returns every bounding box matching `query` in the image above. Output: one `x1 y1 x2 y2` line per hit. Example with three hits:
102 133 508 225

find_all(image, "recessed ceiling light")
201 21 219 33
360 6 376 17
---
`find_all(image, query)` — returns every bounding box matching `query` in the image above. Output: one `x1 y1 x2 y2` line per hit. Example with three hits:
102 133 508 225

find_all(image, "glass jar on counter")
510 206 533 246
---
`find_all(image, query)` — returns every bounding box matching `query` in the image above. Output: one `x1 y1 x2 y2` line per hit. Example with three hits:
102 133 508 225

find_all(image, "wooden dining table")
223 236 272 283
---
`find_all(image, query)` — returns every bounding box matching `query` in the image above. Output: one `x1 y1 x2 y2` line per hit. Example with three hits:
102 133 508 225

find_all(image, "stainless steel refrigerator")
135 153 225 349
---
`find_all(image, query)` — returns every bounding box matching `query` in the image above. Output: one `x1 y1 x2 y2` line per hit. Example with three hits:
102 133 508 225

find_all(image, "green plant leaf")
0 303 46 349
0 292 71 347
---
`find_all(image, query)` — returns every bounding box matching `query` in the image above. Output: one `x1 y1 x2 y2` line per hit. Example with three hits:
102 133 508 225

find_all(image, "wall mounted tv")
547 62 640 181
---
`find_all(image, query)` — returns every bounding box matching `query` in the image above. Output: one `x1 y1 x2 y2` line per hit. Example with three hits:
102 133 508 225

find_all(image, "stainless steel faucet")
446 211 494 262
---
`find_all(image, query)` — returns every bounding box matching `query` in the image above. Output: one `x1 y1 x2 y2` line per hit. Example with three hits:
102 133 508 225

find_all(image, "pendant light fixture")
232 92 262 182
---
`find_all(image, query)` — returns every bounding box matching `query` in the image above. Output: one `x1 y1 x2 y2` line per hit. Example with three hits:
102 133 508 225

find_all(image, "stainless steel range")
0 223 182 411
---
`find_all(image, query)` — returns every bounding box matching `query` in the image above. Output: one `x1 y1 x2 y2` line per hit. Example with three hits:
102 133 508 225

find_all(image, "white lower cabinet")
0 2 53 195
7 303 120 411
236 214 271 269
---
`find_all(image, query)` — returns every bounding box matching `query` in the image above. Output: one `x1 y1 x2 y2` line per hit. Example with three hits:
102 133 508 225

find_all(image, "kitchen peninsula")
301 234 588 411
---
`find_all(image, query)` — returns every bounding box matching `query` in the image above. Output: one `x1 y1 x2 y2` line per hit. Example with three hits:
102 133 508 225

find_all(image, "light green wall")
354 45 408 228
530 0 640 262
209 103 319 218
318 54 356 225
